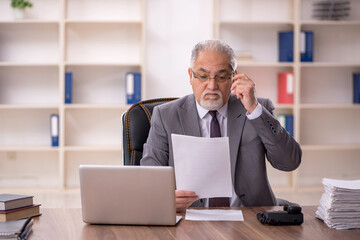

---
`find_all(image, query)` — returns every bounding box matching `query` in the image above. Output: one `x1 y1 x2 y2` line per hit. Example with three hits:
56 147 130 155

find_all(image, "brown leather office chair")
121 97 291 206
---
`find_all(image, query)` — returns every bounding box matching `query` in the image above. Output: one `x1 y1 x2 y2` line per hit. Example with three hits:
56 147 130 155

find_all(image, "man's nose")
207 78 218 90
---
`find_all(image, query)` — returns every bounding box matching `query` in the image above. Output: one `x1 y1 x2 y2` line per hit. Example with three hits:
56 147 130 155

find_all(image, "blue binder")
65 72 72 104
126 72 141 104
354 73 360 104
277 114 294 137
50 114 59 147
301 31 314 62
285 115 294 137
279 31 293 62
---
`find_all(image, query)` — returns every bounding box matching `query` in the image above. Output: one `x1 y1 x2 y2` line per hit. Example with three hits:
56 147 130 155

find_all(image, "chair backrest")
122 98 178 165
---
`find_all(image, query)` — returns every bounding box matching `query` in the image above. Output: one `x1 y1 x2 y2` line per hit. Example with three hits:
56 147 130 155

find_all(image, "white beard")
199 90 223 110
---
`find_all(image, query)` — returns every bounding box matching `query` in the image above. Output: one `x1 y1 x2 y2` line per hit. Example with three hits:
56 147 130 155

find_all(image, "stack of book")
316 178 360 229
0 194 41 222
0 218 33 240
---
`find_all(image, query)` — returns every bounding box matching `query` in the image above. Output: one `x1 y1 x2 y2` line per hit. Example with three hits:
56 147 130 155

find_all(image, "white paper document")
185 209 244 221
323 178 360 190
171 134 232 199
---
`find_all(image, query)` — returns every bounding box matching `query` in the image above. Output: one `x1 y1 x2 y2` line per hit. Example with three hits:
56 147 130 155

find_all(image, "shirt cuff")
246 103 263 120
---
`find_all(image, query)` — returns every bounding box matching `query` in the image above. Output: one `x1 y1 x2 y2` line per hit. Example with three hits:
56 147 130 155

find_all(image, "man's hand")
175 190 199 213
231 73 258 114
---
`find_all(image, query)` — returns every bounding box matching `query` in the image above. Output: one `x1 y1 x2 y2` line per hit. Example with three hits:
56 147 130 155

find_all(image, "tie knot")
209 111 217 118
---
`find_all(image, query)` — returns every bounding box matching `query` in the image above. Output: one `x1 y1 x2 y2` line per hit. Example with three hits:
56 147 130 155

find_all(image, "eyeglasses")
191 69 233 83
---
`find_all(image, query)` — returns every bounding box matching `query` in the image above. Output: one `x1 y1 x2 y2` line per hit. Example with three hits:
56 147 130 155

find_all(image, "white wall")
145 0 213 99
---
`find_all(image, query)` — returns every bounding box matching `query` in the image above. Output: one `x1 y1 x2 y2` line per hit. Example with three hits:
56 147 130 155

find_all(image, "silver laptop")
79 165 182 225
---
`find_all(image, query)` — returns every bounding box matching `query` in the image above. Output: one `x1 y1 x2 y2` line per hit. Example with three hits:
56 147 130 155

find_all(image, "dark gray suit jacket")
140 94 301 206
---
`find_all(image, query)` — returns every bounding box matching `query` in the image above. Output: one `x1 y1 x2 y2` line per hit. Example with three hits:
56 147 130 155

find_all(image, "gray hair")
190 39 237 71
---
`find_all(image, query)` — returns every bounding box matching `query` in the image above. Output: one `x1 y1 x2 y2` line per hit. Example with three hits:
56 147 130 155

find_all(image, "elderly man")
141 40 302 212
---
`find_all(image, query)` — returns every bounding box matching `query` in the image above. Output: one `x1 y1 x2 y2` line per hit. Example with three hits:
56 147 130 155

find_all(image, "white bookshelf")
214 0 360 191
1 0 359 193
0 0 146 188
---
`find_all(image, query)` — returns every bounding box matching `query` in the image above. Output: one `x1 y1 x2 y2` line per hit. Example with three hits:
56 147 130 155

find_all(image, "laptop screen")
79 165 180 225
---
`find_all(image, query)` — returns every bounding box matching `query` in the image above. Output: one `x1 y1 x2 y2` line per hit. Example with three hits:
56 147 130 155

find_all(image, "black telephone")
257 204 303 226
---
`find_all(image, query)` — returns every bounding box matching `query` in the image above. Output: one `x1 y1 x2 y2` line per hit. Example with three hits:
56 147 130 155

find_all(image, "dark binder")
277 114 294 137
301 31 314 62
285 114 294 137
354 73 360 104
279 31 293 62
65 72 72 104
50 114 59 147
126 72 141 104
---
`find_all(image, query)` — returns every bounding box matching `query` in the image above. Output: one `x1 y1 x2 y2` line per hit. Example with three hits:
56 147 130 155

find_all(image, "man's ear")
188 68 193 85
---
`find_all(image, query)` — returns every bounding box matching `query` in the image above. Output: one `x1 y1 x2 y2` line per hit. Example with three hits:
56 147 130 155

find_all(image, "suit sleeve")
140 106 170 166
249 99 302 171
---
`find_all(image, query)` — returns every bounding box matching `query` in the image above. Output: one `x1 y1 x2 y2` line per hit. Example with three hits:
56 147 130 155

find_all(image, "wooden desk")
31 206 359 240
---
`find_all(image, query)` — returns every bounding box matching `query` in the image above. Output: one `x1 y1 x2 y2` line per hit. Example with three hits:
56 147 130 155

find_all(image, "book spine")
285 114 294 137
354 73 360 104
277 114 294 137
306 31 314 62
126 72 141 104
279 31 293 62
65 72 72 104
301 31 314 62
50 114 59 147
277 72 294 104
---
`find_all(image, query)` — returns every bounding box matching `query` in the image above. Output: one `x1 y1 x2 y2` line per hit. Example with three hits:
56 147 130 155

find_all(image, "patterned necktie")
208 111 230 207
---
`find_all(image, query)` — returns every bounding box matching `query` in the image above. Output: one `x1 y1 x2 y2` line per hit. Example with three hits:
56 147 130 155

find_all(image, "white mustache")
202 90 222 99
200 90 223 110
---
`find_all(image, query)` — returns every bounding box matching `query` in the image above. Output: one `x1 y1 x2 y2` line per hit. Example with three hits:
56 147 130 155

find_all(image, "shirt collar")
196 99 228 120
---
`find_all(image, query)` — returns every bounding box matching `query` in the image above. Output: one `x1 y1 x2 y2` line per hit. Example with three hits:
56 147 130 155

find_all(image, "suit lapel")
177 95 201 137
227 96 247 183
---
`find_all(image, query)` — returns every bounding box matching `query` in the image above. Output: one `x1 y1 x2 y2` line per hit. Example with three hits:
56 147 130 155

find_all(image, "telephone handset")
257 203 304 226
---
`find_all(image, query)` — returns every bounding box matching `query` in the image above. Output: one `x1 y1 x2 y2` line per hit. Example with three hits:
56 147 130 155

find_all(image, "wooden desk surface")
31 206 360 240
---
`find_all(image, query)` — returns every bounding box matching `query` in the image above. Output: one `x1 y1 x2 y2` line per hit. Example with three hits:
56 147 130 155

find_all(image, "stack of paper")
316 178 360 229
